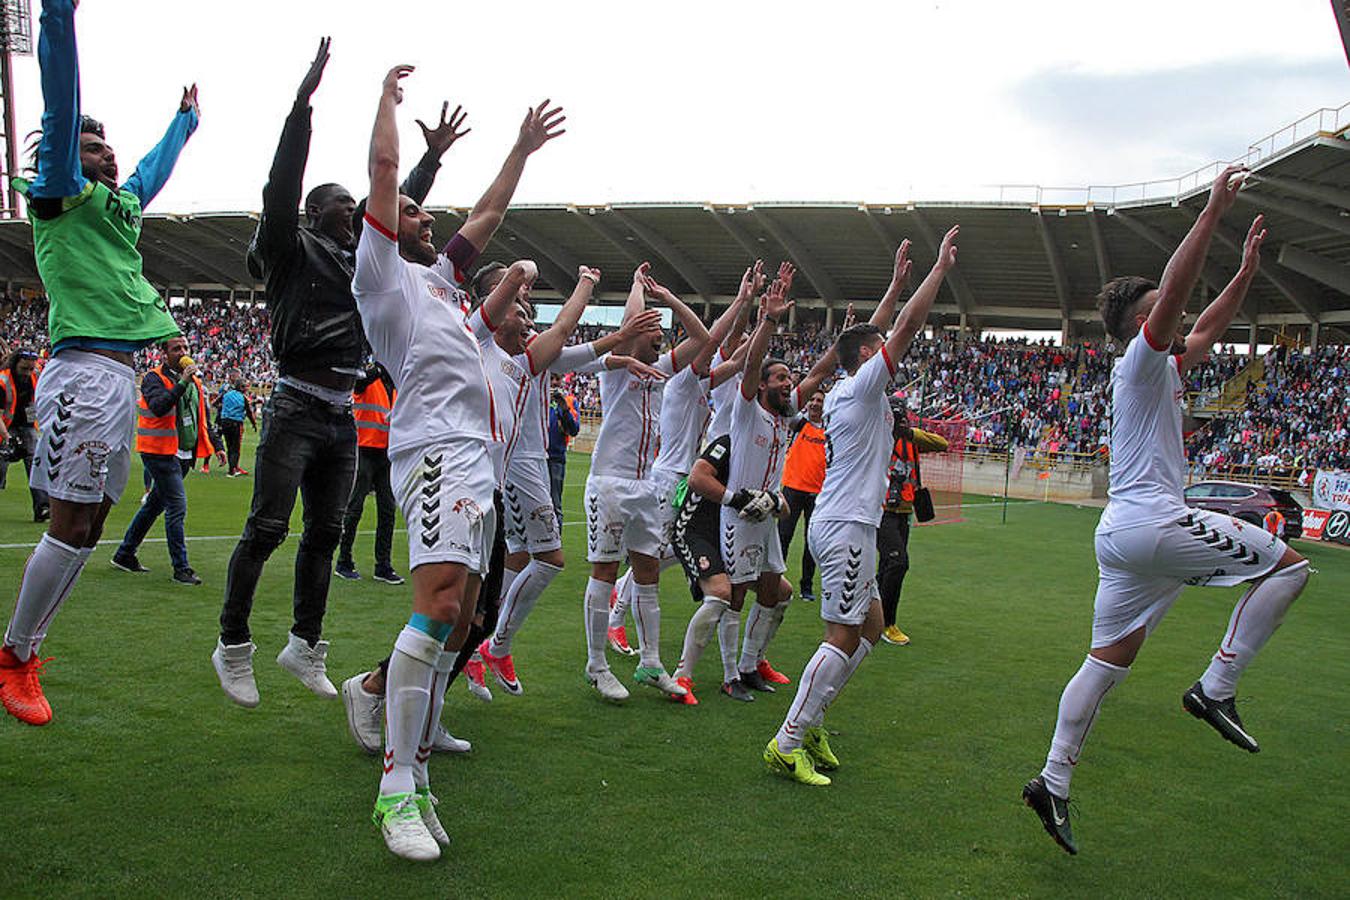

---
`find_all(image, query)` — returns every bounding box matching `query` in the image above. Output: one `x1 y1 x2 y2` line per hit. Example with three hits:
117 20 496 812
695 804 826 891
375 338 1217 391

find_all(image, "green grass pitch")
0 436 1346 898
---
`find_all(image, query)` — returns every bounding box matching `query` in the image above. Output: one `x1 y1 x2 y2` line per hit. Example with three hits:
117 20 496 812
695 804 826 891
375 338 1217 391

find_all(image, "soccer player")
779 389 827 601
352 64 541 861
111 336 226 585
0 0 199 726
1022 170 1307 855
214 38 469 708
581 264 709 701
763 230 956 785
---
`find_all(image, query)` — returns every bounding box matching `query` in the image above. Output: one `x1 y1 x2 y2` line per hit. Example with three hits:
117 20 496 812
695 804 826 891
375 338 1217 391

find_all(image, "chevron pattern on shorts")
46 391 75 481
506 483 525 532
838 544 862 612
586 489 600 553
420 453 443 548
1176 514 1263 566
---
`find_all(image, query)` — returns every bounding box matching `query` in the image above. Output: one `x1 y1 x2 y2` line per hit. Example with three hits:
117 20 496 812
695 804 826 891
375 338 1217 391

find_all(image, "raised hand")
891 238 913 287
179 84 200 116
1239 214 1267 276
641 274 679 306
577 265 602 286
936 225 959 271
632 261 652 287
416 102 470 157
622 357 668 381
517 100 566 154
1207 164 1248 216
776 261 797 296
841 302 857 331
296 37 332 101
762 277 793 323
737 259 766 302
383 65 414 104
617 309 663 342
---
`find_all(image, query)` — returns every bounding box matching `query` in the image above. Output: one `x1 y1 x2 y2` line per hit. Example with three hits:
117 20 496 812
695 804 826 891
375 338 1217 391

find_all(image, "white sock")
718 606 740 684
632 581 662 668
674 597 728 680
1040 654 1129 798
31 546 93 657
1200 561 1309 701
380 626 441 797
489 560 562 657
415 649 453 790
811 636 873 727
4 535 82 662
500 565 519 604
608 570 633 629
760 593 790 663
584 577 613 674
774 643 850 751
738 601 776 674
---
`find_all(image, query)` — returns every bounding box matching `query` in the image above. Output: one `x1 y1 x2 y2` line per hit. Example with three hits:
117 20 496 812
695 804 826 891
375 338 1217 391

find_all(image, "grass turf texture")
0 437 1346 898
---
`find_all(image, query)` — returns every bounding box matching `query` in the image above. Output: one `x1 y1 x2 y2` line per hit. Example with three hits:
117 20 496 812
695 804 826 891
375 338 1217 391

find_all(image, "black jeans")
0 425 48 516
876 510 911 627
219 385 357 645
547 455 566 528
338 446 396 570
778 486 818 591
119 454 192 571
220 419 244 472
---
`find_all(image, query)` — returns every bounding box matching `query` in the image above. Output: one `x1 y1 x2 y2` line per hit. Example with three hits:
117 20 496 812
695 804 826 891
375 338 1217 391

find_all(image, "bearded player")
763 229 956 785
1022 170 1308 855
1 0 200 725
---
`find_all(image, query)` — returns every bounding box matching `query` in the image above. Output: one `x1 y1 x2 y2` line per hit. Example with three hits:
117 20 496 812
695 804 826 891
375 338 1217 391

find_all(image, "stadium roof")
2 105 1349 342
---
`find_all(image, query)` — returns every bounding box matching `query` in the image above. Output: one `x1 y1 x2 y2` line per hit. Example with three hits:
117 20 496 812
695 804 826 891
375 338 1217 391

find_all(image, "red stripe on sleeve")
363 212 396 242
1142 321 1169 352
881 345 898 376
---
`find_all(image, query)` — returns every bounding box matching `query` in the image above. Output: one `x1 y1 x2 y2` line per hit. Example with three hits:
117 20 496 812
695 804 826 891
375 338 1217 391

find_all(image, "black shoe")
34 507 50 523
334 561 361 581
372 567 405 585
800 585 815 601
1182 681 1259 753
739 668 776 693
1022 776 1077 855
720 679 755 702
110 553 149 574
173 567 202 586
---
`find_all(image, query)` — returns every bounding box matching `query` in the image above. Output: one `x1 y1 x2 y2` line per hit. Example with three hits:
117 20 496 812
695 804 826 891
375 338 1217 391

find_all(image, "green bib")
14 177 179 347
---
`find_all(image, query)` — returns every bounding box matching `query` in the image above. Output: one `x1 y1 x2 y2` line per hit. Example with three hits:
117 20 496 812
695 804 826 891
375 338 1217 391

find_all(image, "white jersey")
651 366 710 478
353 216 494 457
708 367 741 442
590 350 679 481
1096 330 1187 534
510 342 603 462
812 348 898 526
471 308 531 481
726 388 791 493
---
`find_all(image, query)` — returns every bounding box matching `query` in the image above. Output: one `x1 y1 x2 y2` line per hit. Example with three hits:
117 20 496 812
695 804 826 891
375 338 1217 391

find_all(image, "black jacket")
247 99 440 378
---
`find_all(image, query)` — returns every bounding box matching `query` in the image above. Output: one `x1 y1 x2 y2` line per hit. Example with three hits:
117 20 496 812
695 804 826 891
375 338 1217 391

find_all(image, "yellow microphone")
179 355 195 368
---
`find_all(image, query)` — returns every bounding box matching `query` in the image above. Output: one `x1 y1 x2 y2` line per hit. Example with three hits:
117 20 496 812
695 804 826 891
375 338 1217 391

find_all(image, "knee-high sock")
1201 561 1309 701
4 535 83 662
499 566 519 605
415 649 453 790
608 570 632 629
674 597 729 680
810 636 872 727
759 593 790 662
584 577 613 674
31 545 93 657
489 560 563 657
774 643 850 751
1040 654 1129 798
632 581 663 668
739 599 788 674
380 626 442 797
718 606 740 684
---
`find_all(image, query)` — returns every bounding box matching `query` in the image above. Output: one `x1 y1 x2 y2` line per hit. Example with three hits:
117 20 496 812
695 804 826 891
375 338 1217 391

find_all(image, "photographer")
0 348 49 522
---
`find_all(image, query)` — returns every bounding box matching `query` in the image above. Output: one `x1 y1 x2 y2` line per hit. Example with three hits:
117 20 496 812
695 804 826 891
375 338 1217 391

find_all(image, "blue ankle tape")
408 613 453 643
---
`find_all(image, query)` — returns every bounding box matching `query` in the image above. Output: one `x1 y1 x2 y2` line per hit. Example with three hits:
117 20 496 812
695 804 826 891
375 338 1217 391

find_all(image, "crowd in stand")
3 290 1345 477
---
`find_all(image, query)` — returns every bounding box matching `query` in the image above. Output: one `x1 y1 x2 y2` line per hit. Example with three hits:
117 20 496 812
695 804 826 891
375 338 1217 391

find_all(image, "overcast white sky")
8 0 1348 212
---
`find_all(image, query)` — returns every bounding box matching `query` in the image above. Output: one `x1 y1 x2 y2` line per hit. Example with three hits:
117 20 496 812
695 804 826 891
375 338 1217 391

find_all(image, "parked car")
1183 480 1303 539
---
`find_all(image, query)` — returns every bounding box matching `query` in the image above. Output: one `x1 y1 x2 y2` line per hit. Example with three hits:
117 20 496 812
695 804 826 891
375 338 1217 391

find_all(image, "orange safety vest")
782 419 827 494
1263 509 1285 537
353 380 395 450
0 369 37 428
135 366 215 458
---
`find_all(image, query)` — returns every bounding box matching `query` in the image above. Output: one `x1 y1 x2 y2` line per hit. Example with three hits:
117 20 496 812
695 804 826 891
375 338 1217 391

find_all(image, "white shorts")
392 439 497 575
585 473 666 563
808 518 880 626
649 468 683 559
504 456 561 555
720 507 786 584
1091 508 1286 647
30 350 136 504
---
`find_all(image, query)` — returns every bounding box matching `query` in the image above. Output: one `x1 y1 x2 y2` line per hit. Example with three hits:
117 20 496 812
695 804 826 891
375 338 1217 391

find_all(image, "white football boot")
341 673 383 754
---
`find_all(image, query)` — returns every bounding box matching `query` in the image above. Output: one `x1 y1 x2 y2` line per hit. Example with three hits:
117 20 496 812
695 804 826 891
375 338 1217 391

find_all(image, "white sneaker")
588 667 630 702
374 793 440 861
276 633 337 699
432 724 472 754
342 673 383 754
212 639 260 708
415 788 451 846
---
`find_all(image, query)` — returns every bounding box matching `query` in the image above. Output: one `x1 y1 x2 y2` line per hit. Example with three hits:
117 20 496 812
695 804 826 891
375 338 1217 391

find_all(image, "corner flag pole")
1002 443 1012 525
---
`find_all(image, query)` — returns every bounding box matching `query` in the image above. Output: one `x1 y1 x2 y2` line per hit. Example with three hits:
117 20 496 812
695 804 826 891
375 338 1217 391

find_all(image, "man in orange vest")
336 360 401 584
111 336 225 585
778 388 826 600
0 347 49 521
1262 508 1286 539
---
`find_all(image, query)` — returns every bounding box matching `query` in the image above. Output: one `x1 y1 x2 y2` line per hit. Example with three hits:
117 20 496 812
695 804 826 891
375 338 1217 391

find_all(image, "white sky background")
7 0 1348 213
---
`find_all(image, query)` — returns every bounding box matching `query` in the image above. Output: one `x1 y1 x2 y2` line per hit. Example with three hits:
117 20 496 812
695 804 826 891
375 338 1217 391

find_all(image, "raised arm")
691 293 747 377
870 240 913 328
644 276 710 371
524 266 601 369
403 101 470 206
710 337 749 388
454 100 564 253
478 259 538 332
28 0 84 206
587 309 663 358
722 260 765 356
1180 215 1265 374
366 65 412 234
887 226 957 362
1147 165 1245 348
122 86 200 209
740 275 791 401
